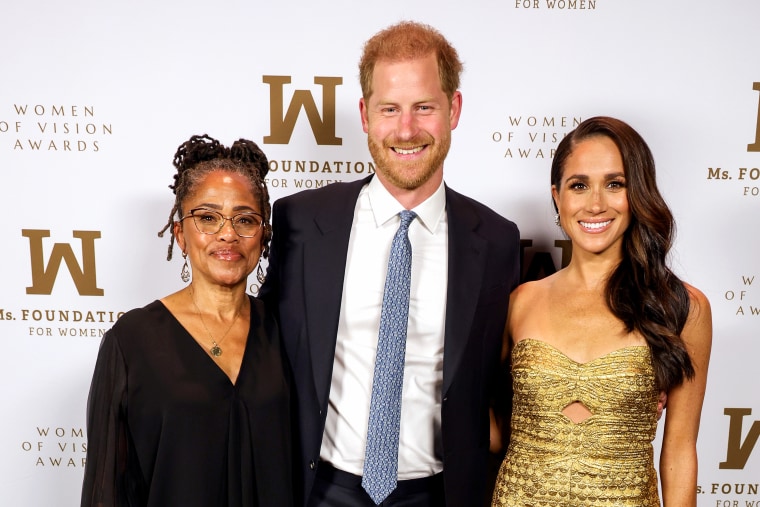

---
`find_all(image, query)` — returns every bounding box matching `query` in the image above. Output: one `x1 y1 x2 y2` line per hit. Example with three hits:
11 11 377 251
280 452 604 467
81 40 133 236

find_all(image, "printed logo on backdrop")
490 115 581 283
520 239 572 282
513 0 597 10
20 425 87 469
749 82 760 153
6 230 124 472
261 75 374 191
24 229 103 296
706 82 760 197
491 114 581 161
0 230 125 341
705 267 759 503
0 104 112 152
720 408 759 470
723 274 759 317
696 407 759 503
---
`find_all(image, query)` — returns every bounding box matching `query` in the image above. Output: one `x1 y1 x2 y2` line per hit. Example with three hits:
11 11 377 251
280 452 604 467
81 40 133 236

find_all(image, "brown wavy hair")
157 134 272 261
550 116 693 390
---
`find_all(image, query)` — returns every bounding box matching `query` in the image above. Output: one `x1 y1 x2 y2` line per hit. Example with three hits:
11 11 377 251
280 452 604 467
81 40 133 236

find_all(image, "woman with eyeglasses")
81 134 292 507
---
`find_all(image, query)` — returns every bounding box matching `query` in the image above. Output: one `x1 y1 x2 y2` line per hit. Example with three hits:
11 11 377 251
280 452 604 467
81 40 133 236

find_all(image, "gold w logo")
750 82 760 152
263 76 342 145
23 229 104 296
720 408 760 469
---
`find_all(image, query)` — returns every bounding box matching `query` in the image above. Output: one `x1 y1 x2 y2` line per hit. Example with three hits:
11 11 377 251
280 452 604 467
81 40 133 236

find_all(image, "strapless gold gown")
492 339 661 506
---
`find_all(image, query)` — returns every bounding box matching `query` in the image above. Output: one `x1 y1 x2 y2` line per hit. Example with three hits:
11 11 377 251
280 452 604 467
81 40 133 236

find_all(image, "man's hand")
657 391 668 420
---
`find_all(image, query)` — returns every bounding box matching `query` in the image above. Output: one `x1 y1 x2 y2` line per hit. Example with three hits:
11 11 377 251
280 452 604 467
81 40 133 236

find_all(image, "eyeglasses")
180 208 264 238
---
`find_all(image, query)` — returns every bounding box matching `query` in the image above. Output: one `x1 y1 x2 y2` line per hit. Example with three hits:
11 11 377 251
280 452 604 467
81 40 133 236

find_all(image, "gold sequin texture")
492 339 660 507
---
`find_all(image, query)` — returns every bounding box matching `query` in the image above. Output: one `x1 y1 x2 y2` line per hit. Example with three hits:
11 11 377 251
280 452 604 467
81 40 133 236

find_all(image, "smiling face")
552 135 631 259
360 53 462 204
174 170 263 288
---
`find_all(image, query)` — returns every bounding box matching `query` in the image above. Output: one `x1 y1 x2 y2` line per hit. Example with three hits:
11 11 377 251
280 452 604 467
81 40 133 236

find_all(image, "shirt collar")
367 176 446 234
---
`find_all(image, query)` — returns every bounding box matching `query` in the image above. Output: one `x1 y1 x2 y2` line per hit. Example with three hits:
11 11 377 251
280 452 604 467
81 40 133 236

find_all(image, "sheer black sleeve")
81 329 129 507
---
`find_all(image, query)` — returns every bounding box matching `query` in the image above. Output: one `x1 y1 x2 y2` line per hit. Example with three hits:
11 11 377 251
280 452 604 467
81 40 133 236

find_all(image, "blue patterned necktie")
362 210 417 505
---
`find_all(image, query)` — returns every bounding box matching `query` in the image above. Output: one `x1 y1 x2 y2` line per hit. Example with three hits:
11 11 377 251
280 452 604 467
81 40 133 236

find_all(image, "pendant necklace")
190 285 240 357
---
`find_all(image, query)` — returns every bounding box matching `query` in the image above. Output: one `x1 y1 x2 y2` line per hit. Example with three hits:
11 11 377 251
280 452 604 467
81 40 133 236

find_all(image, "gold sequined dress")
492 339 661 507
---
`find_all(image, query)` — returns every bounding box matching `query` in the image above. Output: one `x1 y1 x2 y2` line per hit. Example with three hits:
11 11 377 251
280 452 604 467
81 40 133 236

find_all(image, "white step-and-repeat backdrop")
1 1 758 505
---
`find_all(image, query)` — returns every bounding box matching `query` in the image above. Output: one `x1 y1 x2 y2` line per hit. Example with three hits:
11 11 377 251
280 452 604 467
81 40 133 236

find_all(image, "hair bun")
230 138 269 178
173 134 229 173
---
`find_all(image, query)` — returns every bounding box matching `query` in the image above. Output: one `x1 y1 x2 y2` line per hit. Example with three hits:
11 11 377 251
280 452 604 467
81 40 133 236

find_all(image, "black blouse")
81 297 292 507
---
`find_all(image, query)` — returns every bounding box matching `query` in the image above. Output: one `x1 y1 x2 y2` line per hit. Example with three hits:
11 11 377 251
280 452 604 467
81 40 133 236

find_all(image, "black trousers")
308 462 445 507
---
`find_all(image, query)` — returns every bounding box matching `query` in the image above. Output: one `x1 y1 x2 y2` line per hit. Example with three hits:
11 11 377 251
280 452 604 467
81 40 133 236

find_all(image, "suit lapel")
301 181 486 400
303 177 371 408
443 187 487 395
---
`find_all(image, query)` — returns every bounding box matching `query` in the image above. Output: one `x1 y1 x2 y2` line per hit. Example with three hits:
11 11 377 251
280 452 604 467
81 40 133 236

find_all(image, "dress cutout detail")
492 339 660 507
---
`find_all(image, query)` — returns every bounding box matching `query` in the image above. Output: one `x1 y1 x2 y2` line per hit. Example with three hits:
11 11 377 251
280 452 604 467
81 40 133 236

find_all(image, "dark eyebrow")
194 204 257 213
563 172 625 182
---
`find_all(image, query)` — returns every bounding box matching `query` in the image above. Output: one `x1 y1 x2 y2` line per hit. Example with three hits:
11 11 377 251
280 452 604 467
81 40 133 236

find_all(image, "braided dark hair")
157 134 272 261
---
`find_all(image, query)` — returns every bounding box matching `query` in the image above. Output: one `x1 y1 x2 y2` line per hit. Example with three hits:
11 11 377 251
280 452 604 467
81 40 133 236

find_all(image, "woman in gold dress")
492 116 712 506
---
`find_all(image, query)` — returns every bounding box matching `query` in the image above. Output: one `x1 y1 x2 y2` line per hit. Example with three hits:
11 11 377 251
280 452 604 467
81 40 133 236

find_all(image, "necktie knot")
398 210 416 230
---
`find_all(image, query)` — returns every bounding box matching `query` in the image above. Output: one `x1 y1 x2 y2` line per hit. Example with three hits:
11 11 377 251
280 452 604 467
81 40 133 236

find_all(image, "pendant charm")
210 345 223 357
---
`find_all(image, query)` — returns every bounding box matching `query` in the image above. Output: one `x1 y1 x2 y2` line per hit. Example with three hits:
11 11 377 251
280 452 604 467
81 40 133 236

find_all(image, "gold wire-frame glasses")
180 208 263 238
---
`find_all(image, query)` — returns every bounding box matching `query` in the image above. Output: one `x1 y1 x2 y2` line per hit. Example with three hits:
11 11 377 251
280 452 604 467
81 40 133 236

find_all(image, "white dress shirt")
319 176 448 479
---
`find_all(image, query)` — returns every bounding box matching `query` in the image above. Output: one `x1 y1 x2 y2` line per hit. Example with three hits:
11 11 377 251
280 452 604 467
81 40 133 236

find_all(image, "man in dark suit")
261 21 520 506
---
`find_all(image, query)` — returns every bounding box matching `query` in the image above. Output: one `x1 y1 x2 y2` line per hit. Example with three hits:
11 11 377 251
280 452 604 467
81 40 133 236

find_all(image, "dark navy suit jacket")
260 175 520 506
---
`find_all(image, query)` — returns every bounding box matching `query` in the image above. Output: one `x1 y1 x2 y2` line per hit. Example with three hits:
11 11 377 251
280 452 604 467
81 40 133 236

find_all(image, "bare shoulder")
510 276 551 305
682 282 713 352
508 275 555 324
684 282 712 325
684 282 709 304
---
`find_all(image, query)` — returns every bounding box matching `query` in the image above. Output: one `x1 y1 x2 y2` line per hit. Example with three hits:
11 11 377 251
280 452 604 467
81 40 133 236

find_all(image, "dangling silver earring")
256 262 266 284
554 214 561 226
180 252 191 283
